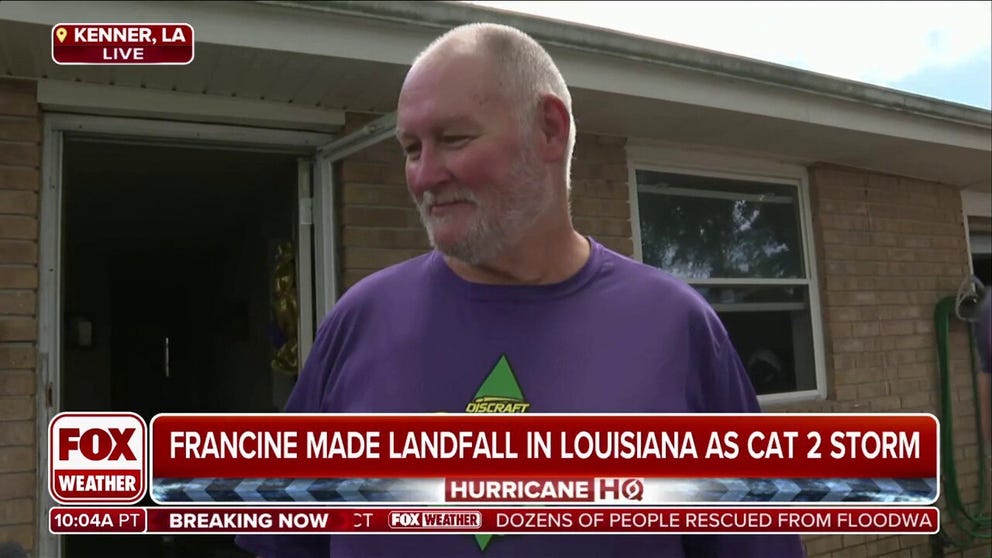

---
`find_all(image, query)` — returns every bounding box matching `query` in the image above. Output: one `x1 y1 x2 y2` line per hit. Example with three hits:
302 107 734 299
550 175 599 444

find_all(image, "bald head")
396 23 582 267
407 23 576 182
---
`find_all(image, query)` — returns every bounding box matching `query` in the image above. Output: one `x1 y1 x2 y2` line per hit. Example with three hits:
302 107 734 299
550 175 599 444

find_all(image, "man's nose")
406 146 449 197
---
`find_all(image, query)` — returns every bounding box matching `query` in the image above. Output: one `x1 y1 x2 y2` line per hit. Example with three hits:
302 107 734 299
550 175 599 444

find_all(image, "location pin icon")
55 27 67 43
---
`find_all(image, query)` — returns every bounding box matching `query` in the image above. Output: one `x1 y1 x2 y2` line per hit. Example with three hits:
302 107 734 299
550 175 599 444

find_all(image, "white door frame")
36 113 335 558
311 112 397 318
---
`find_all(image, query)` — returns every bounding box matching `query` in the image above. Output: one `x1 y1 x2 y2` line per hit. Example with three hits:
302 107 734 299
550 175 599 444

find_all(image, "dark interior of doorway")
61 138 300 558
973 254 990 287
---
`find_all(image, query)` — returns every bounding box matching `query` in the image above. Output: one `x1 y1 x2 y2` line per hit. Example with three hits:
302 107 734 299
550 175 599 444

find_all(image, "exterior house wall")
0 77 41 553
793 165 989 558
1 97 987 557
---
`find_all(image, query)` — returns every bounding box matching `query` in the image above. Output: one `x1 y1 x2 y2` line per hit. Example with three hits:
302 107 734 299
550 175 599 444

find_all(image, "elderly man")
237 23 806 558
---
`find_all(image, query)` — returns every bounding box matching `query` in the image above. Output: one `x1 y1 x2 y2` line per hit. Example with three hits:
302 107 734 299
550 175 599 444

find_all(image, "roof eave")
260 0 991 129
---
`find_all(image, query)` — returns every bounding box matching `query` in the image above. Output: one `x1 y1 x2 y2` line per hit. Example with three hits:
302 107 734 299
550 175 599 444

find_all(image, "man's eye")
442 136 470 145
403 144 421 157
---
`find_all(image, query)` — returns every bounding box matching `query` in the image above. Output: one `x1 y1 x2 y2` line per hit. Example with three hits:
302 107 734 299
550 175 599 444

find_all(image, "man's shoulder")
330 251 435 315
349 251 434 291
597 244 710 314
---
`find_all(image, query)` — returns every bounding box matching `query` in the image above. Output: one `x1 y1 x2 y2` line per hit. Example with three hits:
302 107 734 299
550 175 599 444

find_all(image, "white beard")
416 148 552 266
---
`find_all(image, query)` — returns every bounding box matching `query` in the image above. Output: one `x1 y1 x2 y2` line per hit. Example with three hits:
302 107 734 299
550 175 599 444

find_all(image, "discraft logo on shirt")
466 354 529 551
464 355 529 414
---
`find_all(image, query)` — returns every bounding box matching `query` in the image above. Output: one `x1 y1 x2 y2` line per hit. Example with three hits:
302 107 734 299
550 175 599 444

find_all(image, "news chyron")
46 412 940 537
51 23 194 65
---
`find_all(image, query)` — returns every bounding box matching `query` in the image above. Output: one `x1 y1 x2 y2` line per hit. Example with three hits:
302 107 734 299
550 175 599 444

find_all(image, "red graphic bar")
150 414 938 479
50 506 939 534
52 24 194 65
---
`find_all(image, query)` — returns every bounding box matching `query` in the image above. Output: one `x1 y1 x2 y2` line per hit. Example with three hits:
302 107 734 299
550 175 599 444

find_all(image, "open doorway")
59 138 302 557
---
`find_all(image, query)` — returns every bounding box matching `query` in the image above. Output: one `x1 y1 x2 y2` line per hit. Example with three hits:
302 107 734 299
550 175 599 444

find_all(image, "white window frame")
627 145 827 406
961 190 992 278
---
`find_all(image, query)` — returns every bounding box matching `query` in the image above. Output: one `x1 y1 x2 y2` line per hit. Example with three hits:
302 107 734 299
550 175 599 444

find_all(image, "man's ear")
537 93 570 163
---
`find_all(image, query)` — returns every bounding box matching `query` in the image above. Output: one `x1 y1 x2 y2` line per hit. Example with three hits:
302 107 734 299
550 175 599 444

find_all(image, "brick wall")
338 112 633 290
792 165 990 558
339 113 426 290
570 134 633 256
0 78 40 553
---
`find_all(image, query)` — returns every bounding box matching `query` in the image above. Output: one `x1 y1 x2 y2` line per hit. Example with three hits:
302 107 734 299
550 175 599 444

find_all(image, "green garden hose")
933 295 992 547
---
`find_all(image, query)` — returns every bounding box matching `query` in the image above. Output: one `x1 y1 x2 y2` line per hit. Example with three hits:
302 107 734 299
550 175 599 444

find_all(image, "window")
634 167 821 399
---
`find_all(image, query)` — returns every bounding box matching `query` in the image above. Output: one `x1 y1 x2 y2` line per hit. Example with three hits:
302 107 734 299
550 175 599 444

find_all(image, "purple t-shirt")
237 239 806 557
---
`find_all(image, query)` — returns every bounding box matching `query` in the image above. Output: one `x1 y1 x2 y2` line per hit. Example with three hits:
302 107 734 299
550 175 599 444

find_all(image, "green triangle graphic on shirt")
473 354 525 400
471 354 527 552
474 533 496 552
